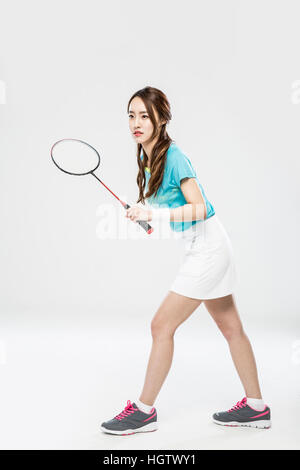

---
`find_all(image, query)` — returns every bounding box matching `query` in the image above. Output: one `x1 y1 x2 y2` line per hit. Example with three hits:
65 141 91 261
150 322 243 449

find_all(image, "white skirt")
170 214 238 300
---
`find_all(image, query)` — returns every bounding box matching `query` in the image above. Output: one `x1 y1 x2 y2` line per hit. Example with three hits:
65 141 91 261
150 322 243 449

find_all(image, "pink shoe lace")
114 400 138 421
227 397 247 412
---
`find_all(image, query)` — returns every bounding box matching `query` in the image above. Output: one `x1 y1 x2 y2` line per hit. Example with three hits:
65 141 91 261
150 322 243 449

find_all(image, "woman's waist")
182 214 233 250
180 214 217 240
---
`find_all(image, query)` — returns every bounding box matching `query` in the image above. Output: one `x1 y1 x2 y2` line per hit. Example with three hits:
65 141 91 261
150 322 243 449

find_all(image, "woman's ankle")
136 398 154 414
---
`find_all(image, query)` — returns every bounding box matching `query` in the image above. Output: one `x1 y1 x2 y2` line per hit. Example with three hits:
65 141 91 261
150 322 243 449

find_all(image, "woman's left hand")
125 205 152 222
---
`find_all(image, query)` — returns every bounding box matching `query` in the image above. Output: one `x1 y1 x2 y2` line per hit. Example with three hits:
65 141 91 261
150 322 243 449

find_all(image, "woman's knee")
151 315 176 338
221 324 245 342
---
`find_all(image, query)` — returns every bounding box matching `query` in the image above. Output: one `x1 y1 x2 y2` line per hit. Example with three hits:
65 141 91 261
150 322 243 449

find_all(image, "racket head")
50 138 101 176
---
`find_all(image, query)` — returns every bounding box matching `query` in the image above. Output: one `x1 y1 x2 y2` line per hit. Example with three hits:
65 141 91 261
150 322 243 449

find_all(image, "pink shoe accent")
114 400 138 421
246 401 268 412
247 404 268 412
250 410 270 419
228 397 247 412
143 411 157 422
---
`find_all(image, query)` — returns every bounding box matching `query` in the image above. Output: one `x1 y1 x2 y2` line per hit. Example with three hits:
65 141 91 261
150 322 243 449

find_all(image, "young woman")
100 86 271 435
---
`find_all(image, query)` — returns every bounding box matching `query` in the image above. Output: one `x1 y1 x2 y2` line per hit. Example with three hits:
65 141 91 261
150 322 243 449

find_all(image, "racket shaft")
91 173 154 235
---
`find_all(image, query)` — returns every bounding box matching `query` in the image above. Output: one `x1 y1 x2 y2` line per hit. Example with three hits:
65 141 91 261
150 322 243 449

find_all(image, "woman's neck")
142 137 160 167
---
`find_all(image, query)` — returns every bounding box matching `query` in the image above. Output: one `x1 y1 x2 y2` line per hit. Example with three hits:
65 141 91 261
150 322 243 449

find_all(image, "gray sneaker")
100 400 158 435
213 397 271 429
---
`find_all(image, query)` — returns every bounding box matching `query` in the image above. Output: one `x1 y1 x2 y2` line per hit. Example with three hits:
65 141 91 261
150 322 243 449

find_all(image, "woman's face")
128 97 158 145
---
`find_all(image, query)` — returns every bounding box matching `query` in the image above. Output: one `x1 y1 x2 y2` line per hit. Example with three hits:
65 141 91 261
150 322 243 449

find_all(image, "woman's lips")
134 132 143 136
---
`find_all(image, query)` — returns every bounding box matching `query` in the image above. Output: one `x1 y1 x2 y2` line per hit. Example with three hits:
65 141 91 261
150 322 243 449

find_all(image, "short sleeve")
171 153 197 187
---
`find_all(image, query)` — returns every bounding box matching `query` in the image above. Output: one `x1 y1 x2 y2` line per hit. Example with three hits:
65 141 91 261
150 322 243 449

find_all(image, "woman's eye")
128 114 148 118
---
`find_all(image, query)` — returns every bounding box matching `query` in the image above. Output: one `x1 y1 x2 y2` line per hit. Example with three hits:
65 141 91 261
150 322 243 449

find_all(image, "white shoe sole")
100 421 158 435
213 418 271 429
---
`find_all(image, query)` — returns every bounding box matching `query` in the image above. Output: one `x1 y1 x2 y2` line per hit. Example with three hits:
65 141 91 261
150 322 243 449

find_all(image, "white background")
0 0 299 450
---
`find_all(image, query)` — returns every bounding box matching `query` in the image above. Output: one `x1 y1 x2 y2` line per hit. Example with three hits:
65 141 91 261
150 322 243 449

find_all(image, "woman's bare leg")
204 294 262 398
139 291 202 406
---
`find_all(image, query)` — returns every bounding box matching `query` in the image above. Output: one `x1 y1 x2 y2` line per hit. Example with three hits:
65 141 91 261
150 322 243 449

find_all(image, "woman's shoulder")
140 141 188 166
166 142 190 166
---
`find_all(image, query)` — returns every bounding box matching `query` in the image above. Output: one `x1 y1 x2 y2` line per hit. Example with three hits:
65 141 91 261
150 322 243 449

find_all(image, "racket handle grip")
137 220 154 235
123 203 154 235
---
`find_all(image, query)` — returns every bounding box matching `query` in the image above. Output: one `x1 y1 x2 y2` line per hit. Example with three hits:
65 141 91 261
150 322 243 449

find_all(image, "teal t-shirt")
140 142 215 232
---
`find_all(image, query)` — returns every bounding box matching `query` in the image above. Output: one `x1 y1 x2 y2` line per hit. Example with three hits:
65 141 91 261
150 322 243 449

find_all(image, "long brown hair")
127 86 174 204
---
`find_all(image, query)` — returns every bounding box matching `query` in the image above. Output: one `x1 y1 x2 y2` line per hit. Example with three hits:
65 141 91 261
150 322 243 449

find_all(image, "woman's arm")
150 177 207 222
126 178 207 223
